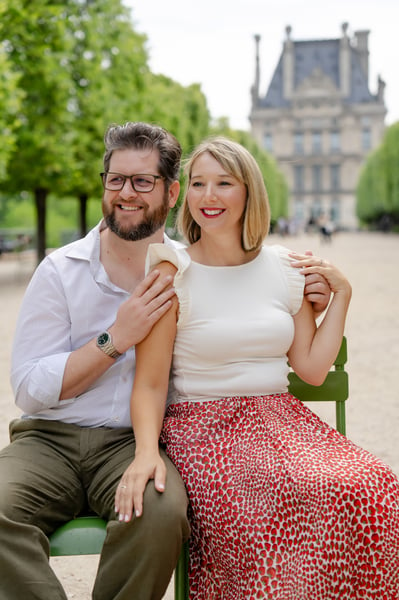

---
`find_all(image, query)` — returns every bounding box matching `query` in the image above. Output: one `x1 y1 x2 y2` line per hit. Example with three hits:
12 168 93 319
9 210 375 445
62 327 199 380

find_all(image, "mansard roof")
260 37 377 108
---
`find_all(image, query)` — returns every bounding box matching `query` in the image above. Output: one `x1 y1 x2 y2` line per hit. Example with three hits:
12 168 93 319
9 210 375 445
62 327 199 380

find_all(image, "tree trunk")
79 193 88 238
35 188 48 264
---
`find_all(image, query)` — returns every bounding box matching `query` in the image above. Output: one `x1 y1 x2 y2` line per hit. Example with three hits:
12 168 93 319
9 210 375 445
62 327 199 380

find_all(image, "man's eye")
110 175 123 183
135 177 152 185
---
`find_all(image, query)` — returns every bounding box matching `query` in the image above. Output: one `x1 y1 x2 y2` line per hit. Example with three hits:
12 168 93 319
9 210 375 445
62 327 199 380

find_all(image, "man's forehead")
110 147 160 169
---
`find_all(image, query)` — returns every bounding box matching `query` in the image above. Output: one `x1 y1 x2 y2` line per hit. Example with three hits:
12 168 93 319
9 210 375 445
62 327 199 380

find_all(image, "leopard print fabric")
161 393 399 599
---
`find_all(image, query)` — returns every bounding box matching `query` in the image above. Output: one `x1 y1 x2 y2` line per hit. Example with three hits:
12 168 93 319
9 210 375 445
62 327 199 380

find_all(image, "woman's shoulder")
261 243 294 267
263 243 304 313
145 243 191 276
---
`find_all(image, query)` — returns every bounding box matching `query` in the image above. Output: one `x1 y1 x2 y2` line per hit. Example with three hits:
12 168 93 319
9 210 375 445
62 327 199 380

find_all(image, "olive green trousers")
0 418 190 599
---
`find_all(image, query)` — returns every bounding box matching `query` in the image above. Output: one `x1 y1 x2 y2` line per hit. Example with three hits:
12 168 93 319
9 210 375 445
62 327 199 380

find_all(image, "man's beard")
104 195 170 242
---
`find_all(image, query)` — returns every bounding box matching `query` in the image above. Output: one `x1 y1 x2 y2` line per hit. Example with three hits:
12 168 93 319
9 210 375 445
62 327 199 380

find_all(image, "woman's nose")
203 183 217 200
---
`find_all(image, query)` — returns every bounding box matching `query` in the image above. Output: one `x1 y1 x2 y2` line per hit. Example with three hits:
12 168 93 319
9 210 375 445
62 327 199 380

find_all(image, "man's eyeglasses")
100 172 164 193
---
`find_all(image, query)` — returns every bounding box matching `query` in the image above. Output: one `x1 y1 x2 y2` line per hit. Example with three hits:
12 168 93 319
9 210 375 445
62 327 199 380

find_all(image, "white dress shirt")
10 220 180 428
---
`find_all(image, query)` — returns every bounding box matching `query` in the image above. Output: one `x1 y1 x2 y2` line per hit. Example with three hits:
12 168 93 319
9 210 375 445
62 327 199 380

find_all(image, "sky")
124 0 398 131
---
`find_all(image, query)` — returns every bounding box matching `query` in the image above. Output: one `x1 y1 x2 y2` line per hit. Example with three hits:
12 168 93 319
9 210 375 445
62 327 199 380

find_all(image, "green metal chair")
288 335 348 435
49 515 188 600
49 337 349 600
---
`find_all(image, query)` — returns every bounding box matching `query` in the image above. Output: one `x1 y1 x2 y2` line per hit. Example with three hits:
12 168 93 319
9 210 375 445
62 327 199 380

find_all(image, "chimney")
251 34 261 107
283 25 294 99
354 30 370 82
339 22 351 97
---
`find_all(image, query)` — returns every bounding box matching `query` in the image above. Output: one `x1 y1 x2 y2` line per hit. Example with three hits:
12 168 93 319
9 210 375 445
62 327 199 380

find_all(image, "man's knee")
143 452 189 538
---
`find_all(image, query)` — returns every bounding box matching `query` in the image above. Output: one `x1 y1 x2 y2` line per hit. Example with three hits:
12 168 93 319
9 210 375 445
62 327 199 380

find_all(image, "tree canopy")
356 121 399 230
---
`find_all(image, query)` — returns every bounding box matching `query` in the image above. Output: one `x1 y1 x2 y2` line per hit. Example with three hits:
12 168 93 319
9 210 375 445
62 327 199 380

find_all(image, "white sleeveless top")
146 243 304 406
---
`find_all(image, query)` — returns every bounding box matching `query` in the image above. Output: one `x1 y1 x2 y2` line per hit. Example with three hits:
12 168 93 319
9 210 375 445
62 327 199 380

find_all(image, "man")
0 122 330 599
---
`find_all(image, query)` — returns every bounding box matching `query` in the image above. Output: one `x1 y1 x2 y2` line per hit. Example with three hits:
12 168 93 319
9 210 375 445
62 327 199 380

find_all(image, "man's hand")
111 269 175 352
302 250 331 317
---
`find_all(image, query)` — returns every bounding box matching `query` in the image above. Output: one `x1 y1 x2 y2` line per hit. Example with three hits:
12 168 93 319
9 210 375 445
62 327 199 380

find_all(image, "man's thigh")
0 419 85 533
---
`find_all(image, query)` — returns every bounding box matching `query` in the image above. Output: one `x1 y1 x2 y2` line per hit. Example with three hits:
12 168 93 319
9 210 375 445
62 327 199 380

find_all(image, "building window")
263 132 273 153
294 132 304 154
294 165 304 192
294 198 304 220
312 165 322 192
330 131 340 153
362 128 371 151
312 131 322 154
312 198 322 219
331 197 340 223
330 164 340 191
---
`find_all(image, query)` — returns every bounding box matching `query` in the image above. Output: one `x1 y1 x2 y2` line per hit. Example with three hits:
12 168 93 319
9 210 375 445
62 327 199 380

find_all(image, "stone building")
249 23 386 230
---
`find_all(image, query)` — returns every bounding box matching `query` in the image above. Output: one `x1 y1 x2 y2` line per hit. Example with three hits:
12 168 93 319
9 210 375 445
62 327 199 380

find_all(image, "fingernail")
119 514 124 522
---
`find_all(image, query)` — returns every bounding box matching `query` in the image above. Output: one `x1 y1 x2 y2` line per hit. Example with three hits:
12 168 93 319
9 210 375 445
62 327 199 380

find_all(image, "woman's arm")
115 261 178 522
287 253 352 386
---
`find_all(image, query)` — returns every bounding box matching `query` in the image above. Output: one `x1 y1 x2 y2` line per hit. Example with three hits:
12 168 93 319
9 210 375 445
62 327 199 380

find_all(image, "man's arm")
11 260 175 412
60 269 175 399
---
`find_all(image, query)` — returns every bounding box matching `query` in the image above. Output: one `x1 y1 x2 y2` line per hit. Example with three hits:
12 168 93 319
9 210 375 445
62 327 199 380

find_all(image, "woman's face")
187 152 247 237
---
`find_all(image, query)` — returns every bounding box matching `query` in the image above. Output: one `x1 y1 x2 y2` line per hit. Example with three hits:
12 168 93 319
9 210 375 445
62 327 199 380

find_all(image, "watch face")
97 332 110 347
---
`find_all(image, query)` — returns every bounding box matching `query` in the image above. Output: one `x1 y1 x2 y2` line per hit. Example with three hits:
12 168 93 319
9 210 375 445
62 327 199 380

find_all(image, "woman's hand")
289 252 352 299
115 451 167 522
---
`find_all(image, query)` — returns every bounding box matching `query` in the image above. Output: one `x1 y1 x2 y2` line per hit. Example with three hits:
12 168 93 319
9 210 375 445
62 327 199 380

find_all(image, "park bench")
49 337 349 600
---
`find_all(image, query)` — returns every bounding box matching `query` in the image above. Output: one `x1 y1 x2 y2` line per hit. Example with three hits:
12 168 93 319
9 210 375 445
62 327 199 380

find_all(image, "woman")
116 137 399 599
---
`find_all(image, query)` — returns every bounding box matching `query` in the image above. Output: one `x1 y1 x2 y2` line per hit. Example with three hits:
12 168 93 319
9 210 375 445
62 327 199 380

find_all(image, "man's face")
102 148 178 241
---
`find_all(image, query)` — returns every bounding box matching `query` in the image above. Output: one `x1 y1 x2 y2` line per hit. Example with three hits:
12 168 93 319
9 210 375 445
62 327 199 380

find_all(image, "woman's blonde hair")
177 137 270 252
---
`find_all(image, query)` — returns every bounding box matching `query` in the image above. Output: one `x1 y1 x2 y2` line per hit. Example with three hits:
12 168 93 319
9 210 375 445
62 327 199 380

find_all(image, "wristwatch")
96 331 122 359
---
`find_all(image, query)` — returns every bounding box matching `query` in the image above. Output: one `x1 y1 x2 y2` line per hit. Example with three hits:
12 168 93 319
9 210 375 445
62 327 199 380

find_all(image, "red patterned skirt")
161 393 399 599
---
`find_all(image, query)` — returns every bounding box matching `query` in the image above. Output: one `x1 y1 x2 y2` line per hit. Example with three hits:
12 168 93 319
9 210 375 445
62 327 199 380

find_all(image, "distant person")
318 213 334 242
117 137 399 599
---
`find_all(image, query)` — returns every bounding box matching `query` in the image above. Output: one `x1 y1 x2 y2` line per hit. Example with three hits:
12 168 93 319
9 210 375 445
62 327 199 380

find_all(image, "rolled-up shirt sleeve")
10 258 73 414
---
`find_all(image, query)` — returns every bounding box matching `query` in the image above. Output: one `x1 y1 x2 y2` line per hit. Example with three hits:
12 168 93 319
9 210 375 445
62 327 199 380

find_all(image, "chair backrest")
288 336 348 434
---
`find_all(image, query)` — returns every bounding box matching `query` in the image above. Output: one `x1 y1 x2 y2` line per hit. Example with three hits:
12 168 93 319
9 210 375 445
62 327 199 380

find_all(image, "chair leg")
174 542 189 600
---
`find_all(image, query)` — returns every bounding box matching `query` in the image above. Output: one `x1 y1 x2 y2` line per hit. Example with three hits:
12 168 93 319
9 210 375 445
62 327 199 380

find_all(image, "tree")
356 122 399 229
2 1 77 262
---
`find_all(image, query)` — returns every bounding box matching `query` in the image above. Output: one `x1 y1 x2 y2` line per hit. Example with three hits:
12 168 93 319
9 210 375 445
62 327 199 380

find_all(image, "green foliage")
0 192 102 248
0 1 24 180
0 192 34 228
2 0 77 193
357 122 399 228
